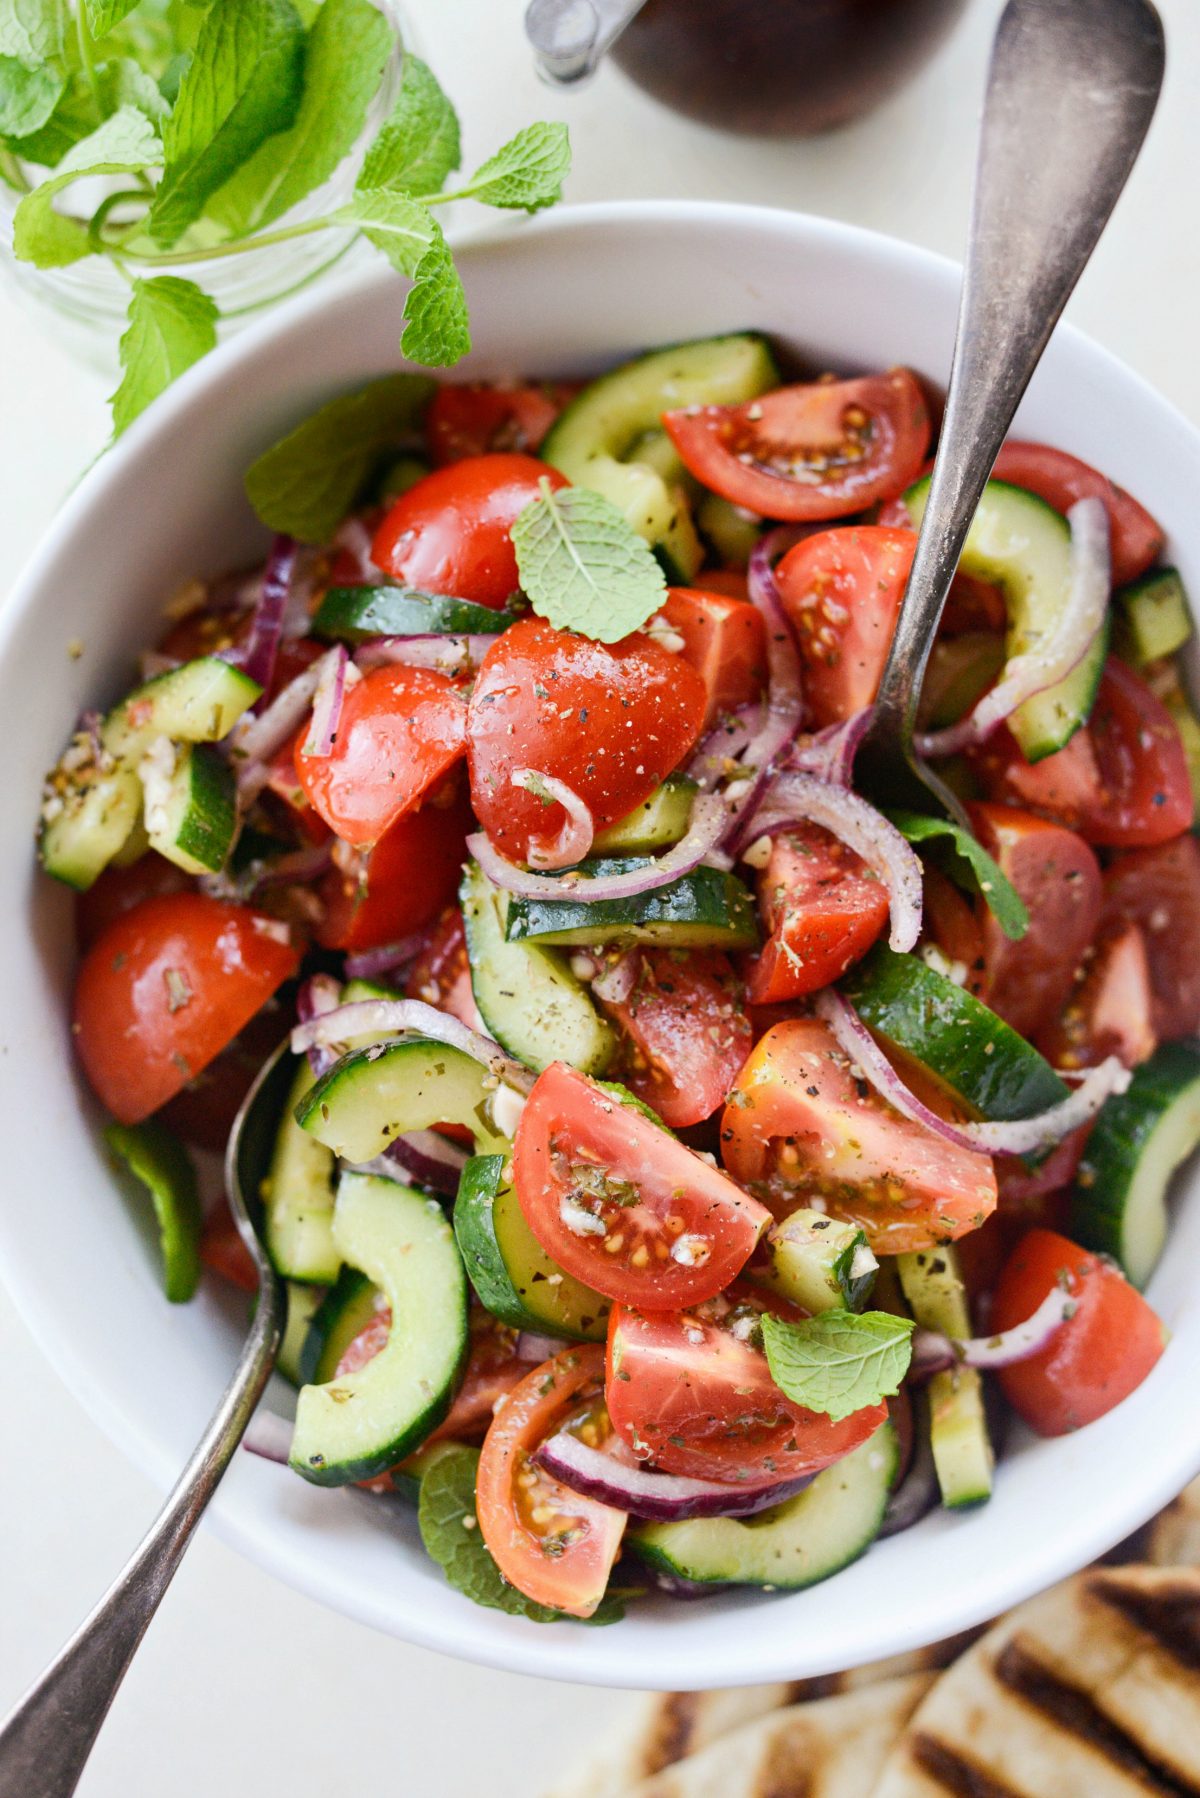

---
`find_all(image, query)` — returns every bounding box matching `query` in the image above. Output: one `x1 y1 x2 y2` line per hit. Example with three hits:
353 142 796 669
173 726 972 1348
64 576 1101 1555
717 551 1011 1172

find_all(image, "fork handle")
872 0 1164 745
0 1282 283 1798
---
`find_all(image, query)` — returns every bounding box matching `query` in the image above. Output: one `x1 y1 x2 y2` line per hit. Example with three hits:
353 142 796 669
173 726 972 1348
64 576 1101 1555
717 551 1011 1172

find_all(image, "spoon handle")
872 0 1164 747
0 1284 283 1798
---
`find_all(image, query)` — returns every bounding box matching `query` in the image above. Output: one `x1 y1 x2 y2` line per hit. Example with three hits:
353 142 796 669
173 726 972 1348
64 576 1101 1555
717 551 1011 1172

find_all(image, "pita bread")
873 1563 1200 1796
624 1674 933 1798
1146 1472 1200 1569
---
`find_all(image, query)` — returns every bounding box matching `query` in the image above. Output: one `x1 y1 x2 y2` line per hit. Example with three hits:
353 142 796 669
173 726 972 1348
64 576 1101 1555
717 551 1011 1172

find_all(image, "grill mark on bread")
755 1736 814 1798
785 1673 846 1702
909 1732 1026 1797
994 1637 1200 1796
1089 1572 1200 1673
646 1693 701 1775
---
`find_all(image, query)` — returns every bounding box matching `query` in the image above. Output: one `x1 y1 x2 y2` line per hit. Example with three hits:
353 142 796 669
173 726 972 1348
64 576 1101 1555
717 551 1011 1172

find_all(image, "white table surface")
3 1 1199 1791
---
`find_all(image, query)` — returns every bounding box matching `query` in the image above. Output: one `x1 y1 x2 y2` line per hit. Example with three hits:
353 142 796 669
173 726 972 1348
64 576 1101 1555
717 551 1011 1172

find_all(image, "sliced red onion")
515 1331 568 1363
688 703 761 792
242 1410 293 1464
591 951 638 1006
385 1129 469 1196
296 972 345 1077
355 633 494 675
535 1429 815 1522
512 768 595 871
738 773 922 951
467 791 729 905
238 535 296 696
878 1410 938 1539
910 1286 1076 1380
232 649 341 801
788 707 874 789
290 996 535 1092
917 497 1111 757
343 933 426 981
301 643 351 759
331 515 385 586
815 990 1131 1154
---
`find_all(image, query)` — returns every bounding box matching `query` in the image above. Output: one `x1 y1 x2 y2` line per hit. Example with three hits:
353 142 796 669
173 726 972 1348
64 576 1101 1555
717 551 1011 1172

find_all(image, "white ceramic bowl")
4 202 1200 1692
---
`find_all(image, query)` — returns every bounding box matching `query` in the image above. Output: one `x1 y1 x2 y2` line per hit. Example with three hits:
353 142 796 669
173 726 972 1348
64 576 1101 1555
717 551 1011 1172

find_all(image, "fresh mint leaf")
244 370 435 541
206 0 392 236
0 55 63 139
148 0 305 246
84 0 140 39
449 120 569 213
106 56 170 124
400 223 469 366
417 1446 622 1625
11 73 100 166
110 276 218 436
357 52 459 197
762 1309 914 1424
0 0 61 62
512 481 667 644
13 105 161 266
888 810 1029 942
343 185 431 275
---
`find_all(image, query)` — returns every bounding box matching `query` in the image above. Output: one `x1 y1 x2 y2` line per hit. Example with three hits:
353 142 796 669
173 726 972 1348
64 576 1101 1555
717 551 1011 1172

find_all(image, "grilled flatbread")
1146 1472 1200 1569
624 1674 933 1798
873 1564 1200 1796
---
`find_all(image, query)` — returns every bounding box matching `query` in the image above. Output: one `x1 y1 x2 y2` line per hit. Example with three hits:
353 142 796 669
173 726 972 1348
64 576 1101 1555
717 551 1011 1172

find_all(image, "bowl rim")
6 197 1200 1689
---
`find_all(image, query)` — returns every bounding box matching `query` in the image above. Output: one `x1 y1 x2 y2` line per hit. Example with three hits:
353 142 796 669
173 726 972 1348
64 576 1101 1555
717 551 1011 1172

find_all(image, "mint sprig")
2 3 571 435
888 810 1029 942
762 1309 914 1423
512 480 668 645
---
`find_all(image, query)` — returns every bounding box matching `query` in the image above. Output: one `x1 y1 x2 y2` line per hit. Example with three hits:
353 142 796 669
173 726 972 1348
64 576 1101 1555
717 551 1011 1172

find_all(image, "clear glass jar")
0 1 415 376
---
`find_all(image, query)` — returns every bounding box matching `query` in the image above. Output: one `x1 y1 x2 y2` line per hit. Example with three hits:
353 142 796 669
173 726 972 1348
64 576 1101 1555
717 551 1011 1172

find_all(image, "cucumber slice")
630 1422 897 1589
542 335 778 570
141 740 237 876
460 860 615 1075
290 1172 468 1486
757 1210 877 1315
591 776 697 856
897 1247 993 1509
654 489 705 585
104 1118 202 1304
842 946 1067 1122
454 1154 610 1341
102 655 261 764
278 1281 326 1385
903 478 1107 761
298 1265 382 1386
263 1061 340 1284
313 585 515 643
697 490 762 569
296 1037 508 1165
1165 689 1200 828
1073 1042 1200 1288
1114 567 1192 666
504 859 759 951
40 764 142 891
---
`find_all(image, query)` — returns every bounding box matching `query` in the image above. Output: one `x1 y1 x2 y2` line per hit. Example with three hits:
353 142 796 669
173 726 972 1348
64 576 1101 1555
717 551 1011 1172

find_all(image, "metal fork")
855 0 1165 827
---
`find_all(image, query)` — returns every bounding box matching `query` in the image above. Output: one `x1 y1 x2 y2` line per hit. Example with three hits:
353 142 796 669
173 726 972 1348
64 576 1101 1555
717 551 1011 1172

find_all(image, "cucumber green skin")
298 1266 380 1386
591 776 697 856
460 861 616 1075
504 862 759 951
296 1037 507 1164
454 1155 611 1341
1114 567 1192 666
313 585 516 643
263 1061 340 1285
40 767 142 891
842 946 1067 1122
102 655 262 762
290 1173 469 1487
903 477 1107 762
1073 1042 1200 1288
277 1282 326 1385
897 1248 993 1509
104 1119 202 1304
756 1211 875 1315
149 743 237 875
630 1422 897 1589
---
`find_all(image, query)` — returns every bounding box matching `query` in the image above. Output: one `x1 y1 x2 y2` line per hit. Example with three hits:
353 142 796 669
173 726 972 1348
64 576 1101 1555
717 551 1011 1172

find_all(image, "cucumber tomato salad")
43 336 1200 1623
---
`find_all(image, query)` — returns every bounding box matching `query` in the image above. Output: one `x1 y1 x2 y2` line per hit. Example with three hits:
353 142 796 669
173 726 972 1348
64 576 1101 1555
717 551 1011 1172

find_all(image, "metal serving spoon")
855 0 1165 827
0 1043 292 1797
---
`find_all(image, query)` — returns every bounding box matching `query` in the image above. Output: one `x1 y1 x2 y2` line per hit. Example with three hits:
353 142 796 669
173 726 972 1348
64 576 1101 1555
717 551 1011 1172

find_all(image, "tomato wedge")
775 526 915 726
466 616 707 864
425 383 572 465
294 663 466 849
662 371 930 523
747 823 891 1005
1101 835 1200 1040
991 1229 1167 1436
991 442 1164 588
315 782 472 952
476 1344 626 1618
968 804 1102 1041
606 1292 887 1485
661 587 766 726
371 454 567 607
73 894 298 1125
975 660 1193 849
1036 922 1156 1072
513 1062 769 1305
597 949 752 1128
720 1018 997 1255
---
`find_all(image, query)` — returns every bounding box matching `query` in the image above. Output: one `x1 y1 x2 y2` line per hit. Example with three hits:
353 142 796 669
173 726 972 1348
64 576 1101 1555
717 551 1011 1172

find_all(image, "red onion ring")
910 1286 1076 1377
236 534 296 697
535 1429 816 1522
688 703 761 792
343 934 426 982
737 773 923 951
301 643 351 759
242 1410 293 1464
232 648 341 801
787 707 875 789
815 989 1131 1155
878 1407 939 1538
591 951 638 1006
511 768 595 870
296 973 345 1078
466 791 729 905
355 1129 469 1197
917 497 1111 757
290 997 535 1092
355 634 494 675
